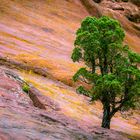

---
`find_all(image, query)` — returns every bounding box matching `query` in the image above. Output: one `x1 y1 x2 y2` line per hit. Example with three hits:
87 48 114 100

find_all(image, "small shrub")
22 84 30 93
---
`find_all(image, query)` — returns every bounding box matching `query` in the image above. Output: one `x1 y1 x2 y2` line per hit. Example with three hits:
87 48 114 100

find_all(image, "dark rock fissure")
79 0 102 17
28 90 46 109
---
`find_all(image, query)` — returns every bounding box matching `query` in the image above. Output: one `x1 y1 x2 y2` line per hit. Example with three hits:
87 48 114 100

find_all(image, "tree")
71 16 140 129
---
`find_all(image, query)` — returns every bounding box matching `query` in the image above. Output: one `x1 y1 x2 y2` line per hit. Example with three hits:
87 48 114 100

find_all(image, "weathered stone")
131 0 140 6
112 5 124 10
0 68 129 140
124 8 140 23
80 0 102 17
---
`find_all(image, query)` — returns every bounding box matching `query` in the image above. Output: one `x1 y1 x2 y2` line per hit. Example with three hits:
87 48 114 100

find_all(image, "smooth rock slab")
0 68 128 140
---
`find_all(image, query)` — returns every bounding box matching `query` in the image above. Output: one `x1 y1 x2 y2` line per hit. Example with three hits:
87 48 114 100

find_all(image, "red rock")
0 68 129 140
0 0 139 139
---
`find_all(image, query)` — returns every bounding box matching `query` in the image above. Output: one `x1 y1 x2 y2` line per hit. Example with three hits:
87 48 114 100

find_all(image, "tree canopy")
71 16 140 129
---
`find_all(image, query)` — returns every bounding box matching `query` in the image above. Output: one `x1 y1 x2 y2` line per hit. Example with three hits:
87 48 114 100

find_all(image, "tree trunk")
101 105 111 129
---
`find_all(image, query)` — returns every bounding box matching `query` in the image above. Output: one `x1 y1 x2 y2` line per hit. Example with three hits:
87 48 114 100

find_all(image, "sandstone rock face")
131 0 140 6
125 8 140 23
0 68 90 140
0 0 140 139
99 0 140 21
0 68 130 140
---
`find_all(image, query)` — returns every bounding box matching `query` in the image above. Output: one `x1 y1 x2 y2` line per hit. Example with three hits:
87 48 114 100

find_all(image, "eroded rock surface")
131 0 140 6
0 0 140 139
0 68 91 140
0 68 130 140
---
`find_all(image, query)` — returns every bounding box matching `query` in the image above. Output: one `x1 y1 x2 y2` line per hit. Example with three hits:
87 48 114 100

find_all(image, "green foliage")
22 84 30 93
76 86 91 97
73 68 97 82
71 16 140 128
71 47 82 62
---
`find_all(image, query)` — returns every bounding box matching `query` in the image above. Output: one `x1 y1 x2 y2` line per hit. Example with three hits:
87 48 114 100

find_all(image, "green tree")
71 16 140 129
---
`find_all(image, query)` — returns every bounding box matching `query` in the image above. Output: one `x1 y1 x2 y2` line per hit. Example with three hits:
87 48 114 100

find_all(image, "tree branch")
79 77 91 84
